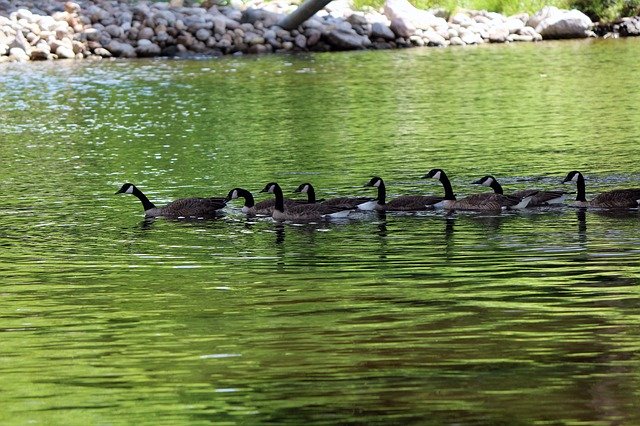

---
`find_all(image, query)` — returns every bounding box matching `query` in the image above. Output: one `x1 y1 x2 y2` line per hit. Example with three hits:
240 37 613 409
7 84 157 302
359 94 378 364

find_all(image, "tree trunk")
277 0 334 30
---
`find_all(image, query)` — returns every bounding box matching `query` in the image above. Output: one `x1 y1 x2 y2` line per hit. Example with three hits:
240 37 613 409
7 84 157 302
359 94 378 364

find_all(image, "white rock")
9 47 30 61
424 30 446 45
535 8 593 39
451 12 475 27
56 45 75 59
505 17 525 33
384 0 447 30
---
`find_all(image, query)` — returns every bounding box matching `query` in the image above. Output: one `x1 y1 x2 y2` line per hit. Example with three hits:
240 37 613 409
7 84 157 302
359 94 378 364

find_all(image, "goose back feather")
360 176 442 211
116 183 226 218
423 169 532 211
474 175 566 206
563 171 640 208
261 182 352 221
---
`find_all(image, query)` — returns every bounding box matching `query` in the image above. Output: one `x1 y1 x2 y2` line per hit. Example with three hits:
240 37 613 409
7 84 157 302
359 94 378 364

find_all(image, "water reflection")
3 43 640 425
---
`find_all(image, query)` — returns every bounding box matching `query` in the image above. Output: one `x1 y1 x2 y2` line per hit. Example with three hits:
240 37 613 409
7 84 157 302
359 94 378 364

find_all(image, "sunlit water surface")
2 39 640 424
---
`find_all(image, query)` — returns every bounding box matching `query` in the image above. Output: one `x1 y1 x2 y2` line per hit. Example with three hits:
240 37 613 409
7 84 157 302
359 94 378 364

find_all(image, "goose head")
115 183 136 195
225 188 242 202
563 171 583 183
473 175 496 186
422 169 445 180
260 182 280 194
294 183 313 193
364 176 383 188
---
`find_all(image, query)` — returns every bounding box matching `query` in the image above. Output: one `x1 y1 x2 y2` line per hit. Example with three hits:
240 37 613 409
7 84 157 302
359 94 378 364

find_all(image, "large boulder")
528 6 593 39
384 0 447 36
324 26 371 49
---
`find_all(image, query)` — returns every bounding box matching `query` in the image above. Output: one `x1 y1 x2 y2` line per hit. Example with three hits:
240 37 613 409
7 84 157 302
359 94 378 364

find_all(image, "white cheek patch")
373 180 381 188
301 185 310 193
484 177 494 186
125 186 134 194
571 174 579 182
433 171 441 180
268 185 275 193
231 190 238 199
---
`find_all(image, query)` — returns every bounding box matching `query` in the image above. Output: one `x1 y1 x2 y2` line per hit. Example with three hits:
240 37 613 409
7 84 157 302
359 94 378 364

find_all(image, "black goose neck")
439 171 456 200
238 188 255 207
575 173 586 202
133 186 156 211
490 180 504 195
376 180 386 205
306 185 316 203
273 184 285 212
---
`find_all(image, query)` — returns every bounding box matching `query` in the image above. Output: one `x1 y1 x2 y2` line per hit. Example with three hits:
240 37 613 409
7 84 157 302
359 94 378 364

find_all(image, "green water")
2 39 640 424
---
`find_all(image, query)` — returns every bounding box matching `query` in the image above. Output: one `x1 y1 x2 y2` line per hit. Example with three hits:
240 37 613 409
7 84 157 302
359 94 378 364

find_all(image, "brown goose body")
226 188 303 215
116 183 226 218
261 182 352 221
360 177 442 211
563 171 640 208
294 183 372 210
423 169 532 211
474 175 566 207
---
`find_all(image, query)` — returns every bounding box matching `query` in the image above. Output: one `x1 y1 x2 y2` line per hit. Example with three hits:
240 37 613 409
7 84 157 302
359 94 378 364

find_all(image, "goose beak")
472 179 483 185
115 189 124 194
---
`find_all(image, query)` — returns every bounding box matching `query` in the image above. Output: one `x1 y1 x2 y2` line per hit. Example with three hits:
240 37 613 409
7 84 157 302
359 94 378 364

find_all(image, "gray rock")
10 31 31 54
244 32 265 45
248 43 270 54
107 40 136 57
449 36 465 46
136 42 161 57
305 29 321 46
138 27 155 40
196 28 211 41
389 17 415 38
533 7 593 39
507 33 534 42
93 47 112 57
213 16 226 34
30 48 52 60
325 27 370 49
371 22 395 40
451 12 475 27
488 24 510 42
105 24 124 39
294 33 306 48
409 35 424 46
424 29 446 45
241 8 281 27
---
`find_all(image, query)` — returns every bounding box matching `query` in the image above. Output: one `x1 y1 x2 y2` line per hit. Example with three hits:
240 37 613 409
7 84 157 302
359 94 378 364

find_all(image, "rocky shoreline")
0 0 639 62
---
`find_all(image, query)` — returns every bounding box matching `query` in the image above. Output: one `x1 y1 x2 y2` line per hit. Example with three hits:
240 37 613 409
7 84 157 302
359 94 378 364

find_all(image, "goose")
115 183 226 218
294 182 372 209
473 175 566 206
562 171 640 208
422 169 532 211
260 182 353 221
225 187 301 215
358 176 443 211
